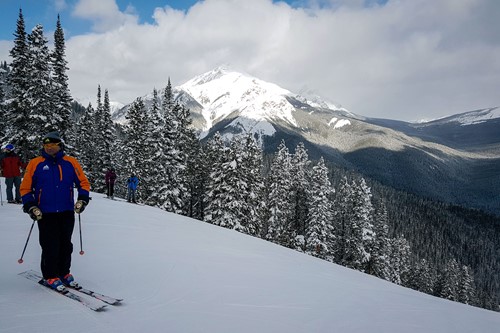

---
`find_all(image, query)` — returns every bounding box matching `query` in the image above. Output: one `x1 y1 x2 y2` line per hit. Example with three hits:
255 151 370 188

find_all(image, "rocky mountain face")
112 67 500 215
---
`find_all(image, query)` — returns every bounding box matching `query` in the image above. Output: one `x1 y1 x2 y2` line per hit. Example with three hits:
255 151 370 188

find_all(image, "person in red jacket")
105 167 117 199
20 132 90 291
0 144 26 203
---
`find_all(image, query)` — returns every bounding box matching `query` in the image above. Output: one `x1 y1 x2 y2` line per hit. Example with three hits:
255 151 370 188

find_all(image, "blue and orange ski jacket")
20 150 90 213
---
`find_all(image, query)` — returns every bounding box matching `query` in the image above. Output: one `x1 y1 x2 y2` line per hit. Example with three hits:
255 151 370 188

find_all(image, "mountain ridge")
111 67 500 215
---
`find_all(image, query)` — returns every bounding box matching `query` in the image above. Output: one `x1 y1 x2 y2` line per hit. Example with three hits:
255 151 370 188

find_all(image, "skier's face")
43 143 61 157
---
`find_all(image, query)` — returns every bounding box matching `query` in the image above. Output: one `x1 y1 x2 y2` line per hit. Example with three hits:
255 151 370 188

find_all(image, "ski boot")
60 273 80 289
46 278 66 292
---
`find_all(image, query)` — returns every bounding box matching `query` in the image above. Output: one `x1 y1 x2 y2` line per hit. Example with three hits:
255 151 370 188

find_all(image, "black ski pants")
37 211 75 279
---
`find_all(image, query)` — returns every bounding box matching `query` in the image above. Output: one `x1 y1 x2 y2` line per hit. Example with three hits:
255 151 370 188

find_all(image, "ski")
20 270 122 305
19 270 107 312
69 286 123 305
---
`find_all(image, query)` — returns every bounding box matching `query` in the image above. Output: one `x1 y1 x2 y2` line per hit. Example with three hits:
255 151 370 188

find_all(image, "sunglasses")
43 143 60 148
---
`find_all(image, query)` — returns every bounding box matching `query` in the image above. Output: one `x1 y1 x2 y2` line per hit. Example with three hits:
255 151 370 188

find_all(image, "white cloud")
72 0 138 32
39 0 500 120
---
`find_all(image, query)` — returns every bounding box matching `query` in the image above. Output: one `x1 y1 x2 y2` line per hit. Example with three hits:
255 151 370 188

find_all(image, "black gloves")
23 202 42 221
28 206 43 221
74 196 89 214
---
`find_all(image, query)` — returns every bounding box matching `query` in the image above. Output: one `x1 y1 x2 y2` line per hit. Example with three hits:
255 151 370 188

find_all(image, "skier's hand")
74 200 87 214
28 206 43 221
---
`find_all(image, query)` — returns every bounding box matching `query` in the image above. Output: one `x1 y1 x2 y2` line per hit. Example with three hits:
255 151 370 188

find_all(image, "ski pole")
78 213 85 255
18 220 35 264
0 181 3 205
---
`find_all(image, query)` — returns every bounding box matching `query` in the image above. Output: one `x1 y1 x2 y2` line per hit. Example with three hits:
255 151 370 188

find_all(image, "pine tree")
458 265 475 305
7 9 31 160
386 236 411 285
50 15 73 147
124 97 148 196
159 86 183 213
305 157 333 258
439 259 461 301
143 88 167 205
333 177 376 271
266 140 295 247
26 24 55 146
182 130 205 219
366 199 391 278
407 258 434 294
291 142 311 238
75 103 97 183
238 134 265 236
100 90 115 169
203 132 229 225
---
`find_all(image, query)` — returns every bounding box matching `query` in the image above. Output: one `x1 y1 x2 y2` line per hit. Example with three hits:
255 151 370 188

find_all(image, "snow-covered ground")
1 190 499 333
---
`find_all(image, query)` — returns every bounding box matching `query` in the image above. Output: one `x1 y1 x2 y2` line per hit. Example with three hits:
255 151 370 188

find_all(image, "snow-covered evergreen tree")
439 258 461 301
75 103 97 185
458 265 476 305
143 88 167 206
366 199 391 279
291 142 311 239
100 89 115 168
203 132 229 226
50 15 73 148
182 129 205 219
333 177 375 271
266 140 295 248
436 259 475 304
305 157 333 258
407 258 434 294
238 134 265 236
124 97 148 201
386 236 411 285
159 85 184 213
26 24 55 147
7 9 32 160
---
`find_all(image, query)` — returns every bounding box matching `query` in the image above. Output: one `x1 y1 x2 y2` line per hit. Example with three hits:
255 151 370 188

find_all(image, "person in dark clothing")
20 132 90 291
105 168 117 199
127 173 139 203
0 144 26 203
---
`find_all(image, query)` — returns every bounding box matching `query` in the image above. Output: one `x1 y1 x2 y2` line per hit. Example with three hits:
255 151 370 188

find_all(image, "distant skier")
20 132 90 291
127 173 138 203
0 144 26 203
105 167 117 199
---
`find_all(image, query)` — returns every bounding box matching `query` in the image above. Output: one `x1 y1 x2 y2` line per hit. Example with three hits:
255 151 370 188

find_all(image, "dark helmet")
42 131 62 143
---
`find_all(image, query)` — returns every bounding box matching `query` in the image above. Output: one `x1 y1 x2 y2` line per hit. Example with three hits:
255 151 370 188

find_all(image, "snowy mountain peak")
112 67 353 141
185 64 233 86
180 67 298 137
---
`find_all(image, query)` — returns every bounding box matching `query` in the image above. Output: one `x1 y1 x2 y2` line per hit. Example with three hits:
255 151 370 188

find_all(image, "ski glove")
74 195 89 214
28 206 43 221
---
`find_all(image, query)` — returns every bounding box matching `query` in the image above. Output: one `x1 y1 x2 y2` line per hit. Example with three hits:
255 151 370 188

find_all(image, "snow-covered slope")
1 192 499 333
416 107 500 126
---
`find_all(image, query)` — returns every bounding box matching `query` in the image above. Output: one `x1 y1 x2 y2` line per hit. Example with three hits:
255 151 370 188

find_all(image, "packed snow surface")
1 191 499 333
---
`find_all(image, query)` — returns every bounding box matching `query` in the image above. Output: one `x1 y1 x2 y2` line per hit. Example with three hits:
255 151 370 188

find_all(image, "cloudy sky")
0 0 499 121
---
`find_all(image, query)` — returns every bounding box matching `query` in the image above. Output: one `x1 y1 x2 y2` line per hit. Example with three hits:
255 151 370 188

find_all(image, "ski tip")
95 305 108 312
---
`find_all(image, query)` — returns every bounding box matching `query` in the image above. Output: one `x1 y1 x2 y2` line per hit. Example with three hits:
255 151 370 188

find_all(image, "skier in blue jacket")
20 132 90 291
127 173 138 203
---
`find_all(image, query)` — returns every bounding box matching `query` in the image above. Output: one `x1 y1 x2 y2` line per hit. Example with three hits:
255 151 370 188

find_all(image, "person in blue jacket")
126 173 138 203
20 132 90 291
